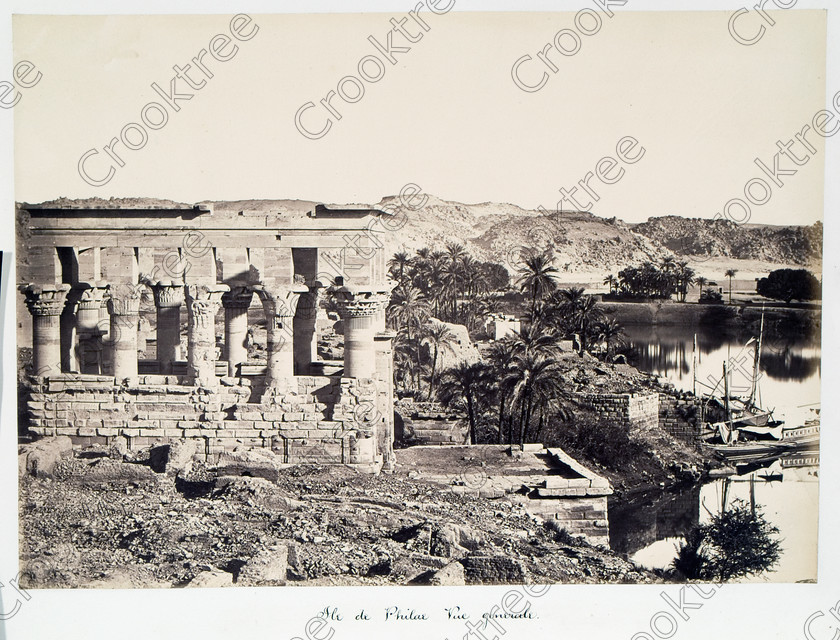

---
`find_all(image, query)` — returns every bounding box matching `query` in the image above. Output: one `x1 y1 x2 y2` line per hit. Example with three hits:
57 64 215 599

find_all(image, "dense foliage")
756 268 821 304
605 257 695 301
673 499 782 581
385 249 628 446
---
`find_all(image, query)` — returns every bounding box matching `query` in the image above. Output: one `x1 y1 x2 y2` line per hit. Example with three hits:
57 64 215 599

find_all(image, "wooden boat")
698 310 819 457
780 415 820 451
705 439 794 462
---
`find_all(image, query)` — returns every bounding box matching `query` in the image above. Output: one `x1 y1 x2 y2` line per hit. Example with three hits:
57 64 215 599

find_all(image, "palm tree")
387 284 431 391
603 274 617 295
516 253 559 315
438 361 491 445
725 269 737 304
388 251 411 284
675 261 695 303
421 322 457 398
487 337 517 443
596 317 625 360
501 351 563 445
696 275 708 290
445 242 467 264
569 295 603 355
660 255 678 273
391 330 415 393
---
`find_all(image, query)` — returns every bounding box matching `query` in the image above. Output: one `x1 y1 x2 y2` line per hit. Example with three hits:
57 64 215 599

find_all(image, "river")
608 324 821 582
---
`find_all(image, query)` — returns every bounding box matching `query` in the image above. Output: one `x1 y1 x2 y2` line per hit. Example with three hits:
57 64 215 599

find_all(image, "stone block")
460 556 526 585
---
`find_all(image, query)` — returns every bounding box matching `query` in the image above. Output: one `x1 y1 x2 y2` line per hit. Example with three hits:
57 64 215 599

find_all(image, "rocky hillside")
633 216 822 268
20 196 821 275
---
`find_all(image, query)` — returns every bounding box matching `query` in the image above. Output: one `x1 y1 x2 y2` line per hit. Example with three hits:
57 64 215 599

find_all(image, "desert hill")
21 196 821 278
632 216 822 268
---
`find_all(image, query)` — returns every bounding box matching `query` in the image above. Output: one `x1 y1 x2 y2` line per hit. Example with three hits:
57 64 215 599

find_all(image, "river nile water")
608 324 821 582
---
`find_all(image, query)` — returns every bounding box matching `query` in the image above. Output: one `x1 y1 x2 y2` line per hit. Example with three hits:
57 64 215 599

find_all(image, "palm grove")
383 246 627 447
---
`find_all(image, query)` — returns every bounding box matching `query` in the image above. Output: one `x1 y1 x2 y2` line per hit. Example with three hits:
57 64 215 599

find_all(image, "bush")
756 268 821 303
698 288 723 304
672 499 781 581
552 417 647 470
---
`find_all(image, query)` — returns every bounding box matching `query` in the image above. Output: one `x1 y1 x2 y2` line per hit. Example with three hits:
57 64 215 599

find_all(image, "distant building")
487 314 520 340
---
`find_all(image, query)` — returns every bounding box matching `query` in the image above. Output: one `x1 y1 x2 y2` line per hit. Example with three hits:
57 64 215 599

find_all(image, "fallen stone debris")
18 438 659 588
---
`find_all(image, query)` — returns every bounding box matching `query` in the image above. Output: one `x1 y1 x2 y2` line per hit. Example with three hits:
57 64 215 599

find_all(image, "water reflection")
609 323 820 582
623 325 821 385
622 324 821 426
609 485 700 557
610 457 818 582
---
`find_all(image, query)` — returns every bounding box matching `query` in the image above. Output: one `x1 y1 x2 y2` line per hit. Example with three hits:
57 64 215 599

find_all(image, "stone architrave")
185 284 229 386
151 281 185 374
330 284 392 380
20 284 71 376
75 282 108 374
254 280 308 390
106 283 144 381
221 286 254 376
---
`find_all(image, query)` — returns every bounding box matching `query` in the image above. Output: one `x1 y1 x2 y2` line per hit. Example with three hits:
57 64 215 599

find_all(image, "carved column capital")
329 285 392 319
151 281 185 309
106 283 144 316
254 283 308 323
221 285 255 310
186 283 229 329
20 284 71 317
76 283 109 312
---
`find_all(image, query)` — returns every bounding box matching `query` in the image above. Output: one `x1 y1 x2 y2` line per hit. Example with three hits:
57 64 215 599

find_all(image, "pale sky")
13 10 827 225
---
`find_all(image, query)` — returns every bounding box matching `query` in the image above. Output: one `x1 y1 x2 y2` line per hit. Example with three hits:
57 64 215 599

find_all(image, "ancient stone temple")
17 201 397 472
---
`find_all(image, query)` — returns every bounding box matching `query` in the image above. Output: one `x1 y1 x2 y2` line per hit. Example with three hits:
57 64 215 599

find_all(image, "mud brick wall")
523 496 610 546
658 393 701 441
574 392 659 432
25 373 383 465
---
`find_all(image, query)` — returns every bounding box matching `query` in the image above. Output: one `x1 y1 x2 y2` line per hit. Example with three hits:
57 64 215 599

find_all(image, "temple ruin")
18 201 397 471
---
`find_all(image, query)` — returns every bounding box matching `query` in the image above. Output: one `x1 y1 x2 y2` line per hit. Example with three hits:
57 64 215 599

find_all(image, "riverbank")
597 299 820 332
532 349 725 495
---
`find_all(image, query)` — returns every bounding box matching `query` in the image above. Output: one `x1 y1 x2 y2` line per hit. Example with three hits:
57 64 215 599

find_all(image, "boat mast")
692 333 697 397
748 308 765 411
723 361 731 443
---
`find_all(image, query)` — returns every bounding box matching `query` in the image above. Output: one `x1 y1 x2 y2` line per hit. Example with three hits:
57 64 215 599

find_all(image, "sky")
1 5 839 640
12 10 827 225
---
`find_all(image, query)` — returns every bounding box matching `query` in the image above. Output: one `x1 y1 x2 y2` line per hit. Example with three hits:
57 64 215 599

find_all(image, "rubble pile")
18 438 658 588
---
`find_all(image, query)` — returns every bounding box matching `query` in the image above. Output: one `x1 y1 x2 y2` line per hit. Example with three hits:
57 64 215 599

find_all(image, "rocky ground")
18 441 661 589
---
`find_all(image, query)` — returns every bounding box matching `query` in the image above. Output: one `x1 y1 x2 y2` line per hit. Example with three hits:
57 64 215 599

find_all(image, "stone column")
20 284 70 376
151 282 185 374
255 282 308 390
222 286 254 376
185 284 228 386
374 329 397 470
293 287 321 375
106 284 143 381
331 285 391 380
75 283 108 374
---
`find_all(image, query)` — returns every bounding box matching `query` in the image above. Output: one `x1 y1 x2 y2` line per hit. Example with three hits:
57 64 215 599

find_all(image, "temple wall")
523 496 610 545
24 373 384 465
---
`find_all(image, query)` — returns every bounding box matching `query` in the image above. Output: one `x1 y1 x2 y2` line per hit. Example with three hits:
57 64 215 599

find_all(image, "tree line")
385 249 627 447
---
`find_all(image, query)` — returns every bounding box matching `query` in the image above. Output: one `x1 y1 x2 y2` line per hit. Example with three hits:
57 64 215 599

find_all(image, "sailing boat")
699 311 819 461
